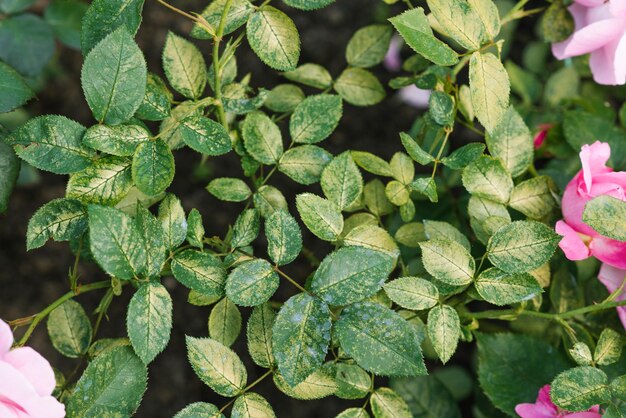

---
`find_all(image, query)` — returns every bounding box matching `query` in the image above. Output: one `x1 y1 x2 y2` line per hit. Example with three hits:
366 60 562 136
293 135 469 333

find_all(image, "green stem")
431 127 452 179
213 0 234 129
470 299 626 322
15 280 111 346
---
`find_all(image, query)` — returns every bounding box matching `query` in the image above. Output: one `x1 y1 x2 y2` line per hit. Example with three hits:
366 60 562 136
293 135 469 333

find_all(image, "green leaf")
334 68 385 106
0 61 34 112
390 376 461 418
441 143 485 169
242 111 284 165
541 2 574 43
265 210 302 265
82 27 147 125
296 193 343 241
389 8 458 67
487 220 560 273
222 84 268 115
273 369 337 400
371 387 412 418
136 73 172 121
83 124 149 157
26 198 87 250
172 249 226 296
485 106 532 177
336 302 426 376
594 328 623 366
47 299 92 358
158 193 187 249
351 151 393 177
311 246 393 306
272 293 332 386
468 195 511 244
7 115 93 174
186 208 205 248
394 222 427 248
563 111 626 168
180 116 232 156
509 176 558 220
162 32 207 99
186 336 247 397
282 0 334 10
462 155 513 204
135 205 167 278
336 409 370 418
159 101 202 149
427 305 460 364
0 14 55 77
400 132 435 165
231 209 260 248
247 6 300 71
191 0 254 38
44 0 88 49
0 0 35 13
423 220 471 251
0 141 19 214
81 0 144 53
474 267 542 305
469 51 510 133
427 0 499 50
247 303 276 368
384 277 439 311
231 393 275 418
207 178 252 202
209 297 242 347
583 195 626 241
127 281 172 364
66 346 147 417
346 24 394 68
551 367 610 412
334 363 371 400
283 63 332 89
569 342 593 366
364 179 394 215
390 152 415 185
410 177 438 203
290 94 343 144
476 333 569 415
343 224 400 262
132 139 175 196
429 92 455 127
66 156 132 205
226 259 279 307
320 151 363 210
254 185 288 218
88 205 146 280
174 402 223 418
420 239 475 286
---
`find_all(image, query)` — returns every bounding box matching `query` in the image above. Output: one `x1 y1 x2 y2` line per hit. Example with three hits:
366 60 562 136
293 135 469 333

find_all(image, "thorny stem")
11 280 111 346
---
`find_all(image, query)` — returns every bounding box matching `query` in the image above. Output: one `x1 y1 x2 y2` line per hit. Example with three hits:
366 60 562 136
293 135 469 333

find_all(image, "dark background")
1 0 490 416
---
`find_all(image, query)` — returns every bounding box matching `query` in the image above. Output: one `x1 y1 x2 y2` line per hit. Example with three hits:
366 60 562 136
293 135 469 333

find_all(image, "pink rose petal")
3 347 56 397
556 220 591 260
0 320 13 355
580 141 611 194
589 236 626 269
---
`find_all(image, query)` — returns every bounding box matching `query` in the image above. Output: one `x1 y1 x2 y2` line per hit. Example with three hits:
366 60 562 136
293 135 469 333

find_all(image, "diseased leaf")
135 205 167 278
186 336 247 397
158 193 187 249
247 303 276 368
371 387 412 418
47 299 92 358
351 151 393 177
186 208 205 248
583 195 626 242
27 198 87 250
88 205 146 280
226 259 279 307
174 402 223 418
594 328 623 366
231 209 260 248
346 24 393 68
509 176 558 220
254 185 288 218
334 68 385 106
384 277 439 311
487 220 560 273
278 145 332 185
81 27 147 125
209 297 242 347
283 63 332 90
334 363 371 400
272 293 332 386
290 94 342 144
441 143 485 169
311 246 393 306
296 193 343 242
469 51 509 133
127 281 172 364
400 132 435 166
81 0 144 53
462 155 513 204
282 0 334 10
0 61 34 112
172 250 226 296
247 6 300 71
273 369 337 400
180 116 232 156
427 305 460 364
423 220 471 251
420 239 475 286
67 156 133 206
231 393 275 418
162 32 207 99
474 267 542 305
242 111 283 165
7 116 93 174
132 139 175 196
191 0 254 38
486 106 533 177
336 302 426 376
265 210 302 265
136 73 172 121
83 124 149 157
207 178 252 202
66 346 147 417
551 367 610 412
364 179 395 215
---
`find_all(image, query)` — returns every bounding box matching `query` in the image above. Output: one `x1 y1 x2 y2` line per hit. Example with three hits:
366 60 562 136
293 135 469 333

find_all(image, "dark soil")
1 1 471 416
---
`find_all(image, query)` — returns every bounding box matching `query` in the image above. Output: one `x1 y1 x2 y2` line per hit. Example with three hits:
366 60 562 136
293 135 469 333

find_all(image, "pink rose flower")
533 124 552 149
0 319 65 418
598 263 626 328
555 141 626 268
552 0 626 85
515 385 602 418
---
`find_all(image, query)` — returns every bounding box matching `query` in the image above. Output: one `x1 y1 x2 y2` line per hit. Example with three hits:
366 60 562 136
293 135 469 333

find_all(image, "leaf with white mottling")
290 94 342 144
209 297 242 347
384 277 439 310
321 151 363 210
226 259 279 307
265 210 302 265
469 51 509 133
246 6 300 71
231 393 276 418
132 139 175 196
83 124 149 157
180 116 232 156
474 268 542 305
242 111 283 165
172 249 226 296
278 145 332 185
420 239 475 286
371 387 412 418
247 303 276 368
158 194 187 249
427 305 460 364
295 193 343 242
47 299 92 358
462 155 513 204
27 198 87 250
162 32 207 99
